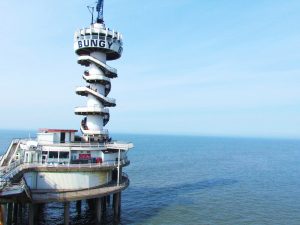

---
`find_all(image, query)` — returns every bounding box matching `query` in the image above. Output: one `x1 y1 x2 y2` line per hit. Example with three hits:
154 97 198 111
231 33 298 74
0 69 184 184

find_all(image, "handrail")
0 159 130 180
0 140 133 149
75 106 109 113
21 178 32 200
0 139 21 165
76 86 116 104
78 55 117 75
82 73 111 82
80 124 109 135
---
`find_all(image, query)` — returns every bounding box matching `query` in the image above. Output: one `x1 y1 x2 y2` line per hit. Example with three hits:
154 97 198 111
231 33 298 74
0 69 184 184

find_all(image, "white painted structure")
0 4 133 194
74 22 123 143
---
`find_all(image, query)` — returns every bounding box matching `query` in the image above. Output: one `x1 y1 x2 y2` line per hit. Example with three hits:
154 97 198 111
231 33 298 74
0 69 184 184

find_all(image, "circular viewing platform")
31 174 129 203
74 25 123 60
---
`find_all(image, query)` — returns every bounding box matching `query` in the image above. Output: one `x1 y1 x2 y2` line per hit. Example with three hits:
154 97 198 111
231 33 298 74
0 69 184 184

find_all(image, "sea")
1 130 300 225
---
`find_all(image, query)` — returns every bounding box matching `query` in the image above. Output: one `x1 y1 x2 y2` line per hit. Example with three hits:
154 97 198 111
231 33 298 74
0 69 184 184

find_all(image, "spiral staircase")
74 22 123 142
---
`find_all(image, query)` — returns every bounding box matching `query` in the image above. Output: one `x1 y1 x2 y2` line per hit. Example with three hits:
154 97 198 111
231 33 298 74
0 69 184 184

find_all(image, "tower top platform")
74 24 123 60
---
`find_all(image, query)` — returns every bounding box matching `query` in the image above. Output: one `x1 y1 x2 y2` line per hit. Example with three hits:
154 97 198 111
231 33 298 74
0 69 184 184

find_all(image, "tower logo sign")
77 39 123 54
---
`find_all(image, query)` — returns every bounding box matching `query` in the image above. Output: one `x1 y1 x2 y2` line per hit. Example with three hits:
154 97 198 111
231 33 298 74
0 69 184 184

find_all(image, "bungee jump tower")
75 0 121 143
0 1 133 224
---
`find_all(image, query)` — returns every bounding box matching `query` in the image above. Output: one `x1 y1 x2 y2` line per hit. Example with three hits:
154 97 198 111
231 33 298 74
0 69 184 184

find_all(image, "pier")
0 159 128 224
0 194 124 225
0 0 133 224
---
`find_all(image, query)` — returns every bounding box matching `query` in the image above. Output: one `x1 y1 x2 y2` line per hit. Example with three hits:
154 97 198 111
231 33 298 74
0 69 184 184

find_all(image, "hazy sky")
0 0 299 138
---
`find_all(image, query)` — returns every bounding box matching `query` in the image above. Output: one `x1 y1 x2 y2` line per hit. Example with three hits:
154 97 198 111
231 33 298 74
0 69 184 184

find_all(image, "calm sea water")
1 130 300 225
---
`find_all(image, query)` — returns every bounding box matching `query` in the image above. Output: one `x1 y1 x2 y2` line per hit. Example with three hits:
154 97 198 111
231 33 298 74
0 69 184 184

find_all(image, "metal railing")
33 141 133 150
78 55 118 75
74 106 109 113
0 158 129 177
0 139 21 165
0 159 23 176
22 159 129 169
21 178 32 200
76 86 116 104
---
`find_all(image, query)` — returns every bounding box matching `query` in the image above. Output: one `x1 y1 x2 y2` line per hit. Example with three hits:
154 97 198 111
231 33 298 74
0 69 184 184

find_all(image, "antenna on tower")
96 0 104 24
87 5 95 25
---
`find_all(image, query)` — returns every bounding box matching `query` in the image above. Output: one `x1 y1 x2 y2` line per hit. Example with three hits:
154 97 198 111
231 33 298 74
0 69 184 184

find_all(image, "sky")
0 0 299 138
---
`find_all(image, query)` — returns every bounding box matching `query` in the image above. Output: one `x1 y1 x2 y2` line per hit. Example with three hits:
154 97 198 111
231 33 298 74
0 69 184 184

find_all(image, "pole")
6 203 12 225
117 149 120 186
0 204 6 225
113 192 121 221
64 202 70 225
96 198 102 224
28 204 35 225
76 200 81 215
12 203 18 225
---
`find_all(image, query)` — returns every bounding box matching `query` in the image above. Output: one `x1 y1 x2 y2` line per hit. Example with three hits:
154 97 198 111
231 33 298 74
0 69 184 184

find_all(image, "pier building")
0 1 133 224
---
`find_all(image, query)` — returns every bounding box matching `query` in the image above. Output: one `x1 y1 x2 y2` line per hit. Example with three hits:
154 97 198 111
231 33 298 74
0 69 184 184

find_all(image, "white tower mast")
74 0 123 142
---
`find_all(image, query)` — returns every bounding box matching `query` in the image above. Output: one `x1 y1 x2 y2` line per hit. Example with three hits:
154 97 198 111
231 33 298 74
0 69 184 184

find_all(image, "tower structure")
0 1 132 224
74 0 123 142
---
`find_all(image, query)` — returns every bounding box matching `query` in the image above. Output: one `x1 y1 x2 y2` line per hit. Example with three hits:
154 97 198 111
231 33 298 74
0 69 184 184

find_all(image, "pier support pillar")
64 202 70 225
0 204 7 225
12 203 18 225
76 200 81 215
18 204 23 225
28 203 36 225
95 198 102 224
102 196 107 212
6 203 12 225
87 199 95 210
113 192 121 221
107 195 111 207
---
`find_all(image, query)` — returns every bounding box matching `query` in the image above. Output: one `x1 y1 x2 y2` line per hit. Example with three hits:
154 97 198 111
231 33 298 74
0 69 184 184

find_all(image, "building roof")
39 128 78 133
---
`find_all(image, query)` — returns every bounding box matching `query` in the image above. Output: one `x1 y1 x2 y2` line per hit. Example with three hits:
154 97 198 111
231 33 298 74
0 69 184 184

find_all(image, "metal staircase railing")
21 178 32 200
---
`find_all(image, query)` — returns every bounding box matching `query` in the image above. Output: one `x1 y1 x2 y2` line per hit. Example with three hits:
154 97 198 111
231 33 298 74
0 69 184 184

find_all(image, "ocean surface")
1 130 300 225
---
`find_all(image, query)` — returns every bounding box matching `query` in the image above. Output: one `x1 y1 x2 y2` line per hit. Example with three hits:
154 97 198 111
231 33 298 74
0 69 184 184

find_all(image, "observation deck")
74 24 123 60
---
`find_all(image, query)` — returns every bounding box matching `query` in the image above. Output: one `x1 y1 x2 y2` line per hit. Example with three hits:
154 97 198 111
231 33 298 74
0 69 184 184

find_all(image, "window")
49 152 58 158
59 152 69 159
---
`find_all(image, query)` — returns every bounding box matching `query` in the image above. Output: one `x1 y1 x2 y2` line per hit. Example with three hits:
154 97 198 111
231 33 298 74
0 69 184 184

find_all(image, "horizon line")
0 128 299 141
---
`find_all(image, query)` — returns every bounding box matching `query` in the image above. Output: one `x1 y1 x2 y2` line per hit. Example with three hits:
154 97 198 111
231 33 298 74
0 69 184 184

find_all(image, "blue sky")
0 0 299 138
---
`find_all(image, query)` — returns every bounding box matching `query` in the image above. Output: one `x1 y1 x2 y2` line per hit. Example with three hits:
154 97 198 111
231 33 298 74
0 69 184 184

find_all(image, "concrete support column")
28 203 36 225
0 204 7 225
119 168 123 184
95 198 102 224
107 195 111 207
6 203 12 225
87 199 95 210
76 200 82 215
12 203 18 225
64 202 70 225
113 192 121 221
102 196 107 212
18 204 23 225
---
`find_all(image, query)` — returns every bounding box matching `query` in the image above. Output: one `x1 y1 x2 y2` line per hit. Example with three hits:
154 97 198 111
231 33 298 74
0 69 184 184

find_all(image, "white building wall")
53 133 60 143
31 171 109 190
65 132 70 143
87 115 103 130
24 172 37 189
87 95 102 107
37 133 54 144
71 133 75 142
90 51 106 63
